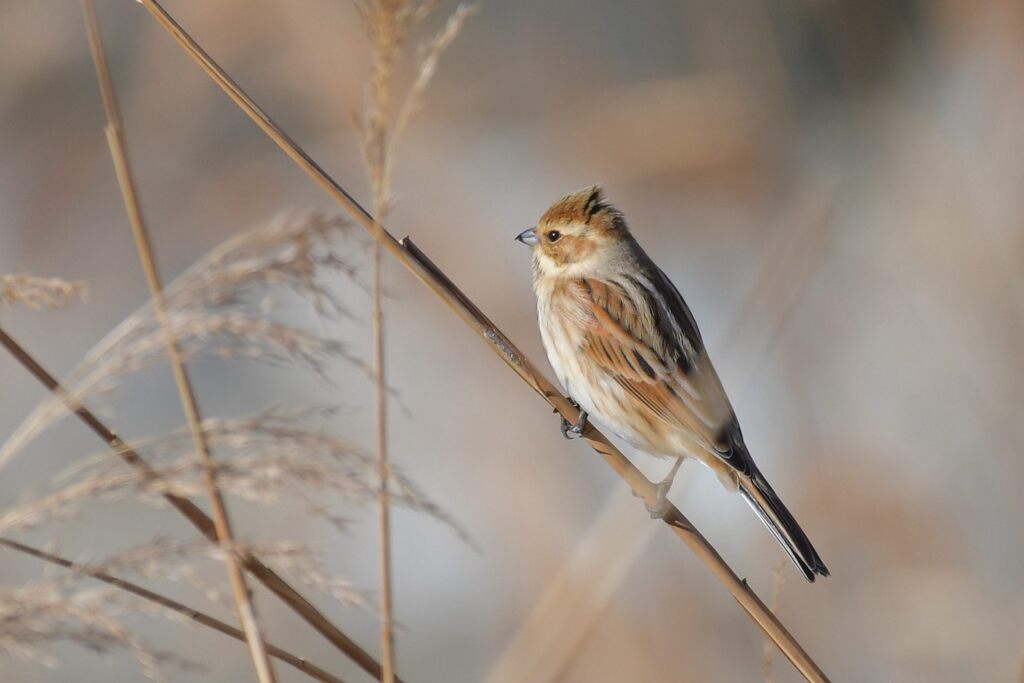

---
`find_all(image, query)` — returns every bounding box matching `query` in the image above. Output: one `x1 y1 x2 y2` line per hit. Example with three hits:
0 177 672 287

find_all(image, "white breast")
535 285 658 453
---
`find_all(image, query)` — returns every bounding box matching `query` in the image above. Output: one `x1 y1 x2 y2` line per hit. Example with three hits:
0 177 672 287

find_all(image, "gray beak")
515 227 539 246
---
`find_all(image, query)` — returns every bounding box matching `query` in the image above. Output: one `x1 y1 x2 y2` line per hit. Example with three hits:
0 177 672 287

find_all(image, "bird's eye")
547 230 562 242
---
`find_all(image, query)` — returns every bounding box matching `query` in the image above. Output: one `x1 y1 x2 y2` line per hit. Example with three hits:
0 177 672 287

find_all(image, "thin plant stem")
135 1 830 679
373 236 395 683
0 538 347 683
81 3 276 680
0 325 396 682
363 4 397 678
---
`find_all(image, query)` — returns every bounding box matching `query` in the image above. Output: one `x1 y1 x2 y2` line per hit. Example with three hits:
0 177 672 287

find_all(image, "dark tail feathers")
738 469 829 582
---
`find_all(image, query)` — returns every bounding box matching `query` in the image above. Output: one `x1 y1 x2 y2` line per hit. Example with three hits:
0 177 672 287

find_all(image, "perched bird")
515 185 829 581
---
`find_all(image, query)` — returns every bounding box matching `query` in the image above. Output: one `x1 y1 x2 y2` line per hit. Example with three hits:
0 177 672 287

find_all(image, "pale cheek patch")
565 235 596 263
544 234 595 266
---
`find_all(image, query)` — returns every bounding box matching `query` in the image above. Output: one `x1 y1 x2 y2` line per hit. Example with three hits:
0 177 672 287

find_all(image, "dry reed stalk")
366 38 395 683
0 538 346 683
360 4 405 678
356 4 474 679
373 246 394 683
134 1 829 679
80 3 277 680
0 275 86 310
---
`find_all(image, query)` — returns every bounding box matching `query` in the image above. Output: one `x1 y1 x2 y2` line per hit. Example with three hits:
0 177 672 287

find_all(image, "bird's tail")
738 468 829 582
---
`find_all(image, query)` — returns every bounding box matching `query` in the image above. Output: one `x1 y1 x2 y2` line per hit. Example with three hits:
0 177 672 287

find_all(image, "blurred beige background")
2 0 1023 681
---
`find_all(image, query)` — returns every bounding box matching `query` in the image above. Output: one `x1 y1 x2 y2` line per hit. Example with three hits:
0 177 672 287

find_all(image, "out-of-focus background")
2 0 1023 681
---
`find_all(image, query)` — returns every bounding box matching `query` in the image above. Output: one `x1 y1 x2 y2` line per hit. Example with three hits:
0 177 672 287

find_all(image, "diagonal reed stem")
133 1 829 679
0 538 347 683
400 242 830 683
80 3 276 680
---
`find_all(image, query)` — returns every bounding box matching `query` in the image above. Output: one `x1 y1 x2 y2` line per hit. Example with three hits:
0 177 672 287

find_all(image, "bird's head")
515 185 630 278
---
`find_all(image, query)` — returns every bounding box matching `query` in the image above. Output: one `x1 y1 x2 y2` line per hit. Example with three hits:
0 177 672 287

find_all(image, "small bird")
515 185 829 581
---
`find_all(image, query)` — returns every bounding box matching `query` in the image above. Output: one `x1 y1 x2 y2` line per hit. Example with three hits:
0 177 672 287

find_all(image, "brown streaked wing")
578 276 734 454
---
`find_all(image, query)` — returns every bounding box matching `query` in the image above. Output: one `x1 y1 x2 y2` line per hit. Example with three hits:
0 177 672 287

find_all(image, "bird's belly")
540 316 673 457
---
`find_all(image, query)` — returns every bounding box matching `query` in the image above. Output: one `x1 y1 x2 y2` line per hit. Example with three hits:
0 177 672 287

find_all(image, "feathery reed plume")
0 536 364 620
0 567 192 680
389 5 476 168
0 213 356 474
136 2 827 680
0 409 461 549
0 220 350 481
356 0 477 215
0 537 355 681
0 274 85 310
0 538 345 683
355 2 474 679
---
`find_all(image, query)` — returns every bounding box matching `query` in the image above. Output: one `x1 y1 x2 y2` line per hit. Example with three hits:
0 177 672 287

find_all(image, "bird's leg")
646 456 684 518
556 399 588 439
559 410 588 439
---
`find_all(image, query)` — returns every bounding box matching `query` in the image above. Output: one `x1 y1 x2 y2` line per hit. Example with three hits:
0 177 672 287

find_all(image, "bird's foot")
645 478 674 519
644 457 683 519
559 410 588 439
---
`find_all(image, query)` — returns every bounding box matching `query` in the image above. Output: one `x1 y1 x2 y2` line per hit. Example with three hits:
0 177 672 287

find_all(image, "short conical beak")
515 227 539 246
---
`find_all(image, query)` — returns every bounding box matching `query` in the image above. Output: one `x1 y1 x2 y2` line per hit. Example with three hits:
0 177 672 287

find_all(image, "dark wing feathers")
580 271 745 467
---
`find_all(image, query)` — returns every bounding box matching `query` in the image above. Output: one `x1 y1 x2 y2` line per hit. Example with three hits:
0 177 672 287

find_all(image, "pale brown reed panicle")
0 213 363 473
355 0 477 215
0 408 462 550
27 538 363 617
0 274 85 310
0 538 347 683
0 541 223 680
0 579 180 679
0 537 351 680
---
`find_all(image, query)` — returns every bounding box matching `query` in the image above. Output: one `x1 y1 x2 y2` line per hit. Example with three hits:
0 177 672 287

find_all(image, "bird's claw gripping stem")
645 457 683 519
556 399 588 439
560 410 588 439
645 478 674 519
